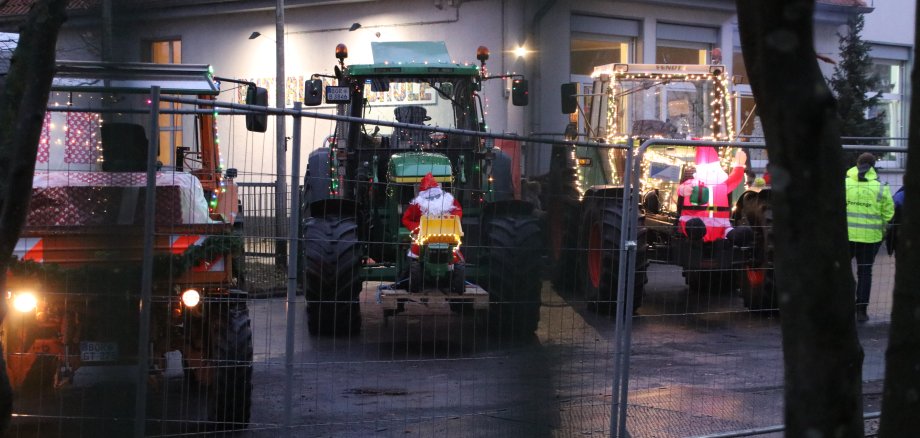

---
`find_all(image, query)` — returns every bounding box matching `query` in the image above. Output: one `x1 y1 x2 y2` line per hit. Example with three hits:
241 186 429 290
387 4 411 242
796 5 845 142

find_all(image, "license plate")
325 86 351 103
80 341 119 362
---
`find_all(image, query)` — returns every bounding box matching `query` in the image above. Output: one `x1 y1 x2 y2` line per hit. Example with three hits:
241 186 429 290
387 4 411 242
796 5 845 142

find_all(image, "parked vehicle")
549 63 770 313
300 41 541 337
5 61 266 427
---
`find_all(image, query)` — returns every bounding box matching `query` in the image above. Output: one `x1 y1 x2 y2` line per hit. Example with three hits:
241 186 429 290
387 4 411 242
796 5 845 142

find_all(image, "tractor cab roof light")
336 43 348 67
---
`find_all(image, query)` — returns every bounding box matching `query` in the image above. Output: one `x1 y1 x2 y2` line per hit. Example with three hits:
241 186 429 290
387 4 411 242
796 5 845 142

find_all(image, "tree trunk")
0 0 68 432
736 1 865 437
878 3 920 435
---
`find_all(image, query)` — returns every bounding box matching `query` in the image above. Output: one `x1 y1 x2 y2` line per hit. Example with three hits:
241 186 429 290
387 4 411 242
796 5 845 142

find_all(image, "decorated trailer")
4 62 267 428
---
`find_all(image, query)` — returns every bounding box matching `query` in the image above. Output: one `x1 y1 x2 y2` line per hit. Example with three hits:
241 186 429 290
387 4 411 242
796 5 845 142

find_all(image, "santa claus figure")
677 147 747 242
402 172 463 259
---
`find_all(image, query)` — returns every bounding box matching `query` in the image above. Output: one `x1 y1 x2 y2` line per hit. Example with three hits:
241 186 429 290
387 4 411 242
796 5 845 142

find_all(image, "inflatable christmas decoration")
677 147 746 242
402 172 464 260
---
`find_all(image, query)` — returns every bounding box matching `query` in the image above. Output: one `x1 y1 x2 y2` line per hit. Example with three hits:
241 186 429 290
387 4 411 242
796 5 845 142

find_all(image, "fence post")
617 139 642 438
134 85 160 438
284 103 302 435
610 139 635 437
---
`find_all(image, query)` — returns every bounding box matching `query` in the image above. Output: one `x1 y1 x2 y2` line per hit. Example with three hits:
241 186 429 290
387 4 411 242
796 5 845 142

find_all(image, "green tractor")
300 41 542 337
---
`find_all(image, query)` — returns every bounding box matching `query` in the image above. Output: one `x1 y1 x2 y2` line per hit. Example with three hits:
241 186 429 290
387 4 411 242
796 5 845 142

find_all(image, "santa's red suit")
402 173 463 260
678 147 746 242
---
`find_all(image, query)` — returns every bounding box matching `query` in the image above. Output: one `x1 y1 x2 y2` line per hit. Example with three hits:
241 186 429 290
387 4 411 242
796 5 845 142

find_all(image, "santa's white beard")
694 163 728 185
413 187 456 216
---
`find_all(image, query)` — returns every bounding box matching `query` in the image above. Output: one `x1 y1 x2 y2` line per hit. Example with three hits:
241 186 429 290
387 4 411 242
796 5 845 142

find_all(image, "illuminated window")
147 39 183 165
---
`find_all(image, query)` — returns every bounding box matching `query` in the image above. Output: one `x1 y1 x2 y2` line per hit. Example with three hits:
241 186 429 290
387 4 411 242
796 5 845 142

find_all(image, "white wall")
99 0 516 184
863 0 915 46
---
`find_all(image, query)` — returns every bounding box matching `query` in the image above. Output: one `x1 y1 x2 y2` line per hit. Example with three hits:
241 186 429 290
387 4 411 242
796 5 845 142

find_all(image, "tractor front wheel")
579 198 647 315
206 304 253 429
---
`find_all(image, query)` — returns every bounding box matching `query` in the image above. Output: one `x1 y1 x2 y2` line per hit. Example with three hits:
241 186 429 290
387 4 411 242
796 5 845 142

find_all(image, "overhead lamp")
248 31 261 40
349 22 361 31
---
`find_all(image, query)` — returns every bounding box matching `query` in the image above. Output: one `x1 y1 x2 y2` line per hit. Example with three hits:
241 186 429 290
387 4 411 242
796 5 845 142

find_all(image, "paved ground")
6 256 896 437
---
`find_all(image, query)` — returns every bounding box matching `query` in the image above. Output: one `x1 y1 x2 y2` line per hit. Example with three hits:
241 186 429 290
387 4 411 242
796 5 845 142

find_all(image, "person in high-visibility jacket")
846 153 894 322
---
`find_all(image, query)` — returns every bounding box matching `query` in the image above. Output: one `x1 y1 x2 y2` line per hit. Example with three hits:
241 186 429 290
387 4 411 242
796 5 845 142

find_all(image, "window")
656 23 718 65
869 60 904 143
570 15 638 136
148 39 182 165
870 44 910 167
571 38 630 76
570 15 638 80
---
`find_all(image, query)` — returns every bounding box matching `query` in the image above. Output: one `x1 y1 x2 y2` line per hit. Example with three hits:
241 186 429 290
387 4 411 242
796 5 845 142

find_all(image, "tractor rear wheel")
485 215 543 338
303 216 363 336
206 305 253 429
579 198 647 315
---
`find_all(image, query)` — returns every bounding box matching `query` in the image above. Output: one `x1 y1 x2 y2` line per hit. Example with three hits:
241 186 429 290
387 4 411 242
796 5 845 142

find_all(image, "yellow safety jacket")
845 166 895 243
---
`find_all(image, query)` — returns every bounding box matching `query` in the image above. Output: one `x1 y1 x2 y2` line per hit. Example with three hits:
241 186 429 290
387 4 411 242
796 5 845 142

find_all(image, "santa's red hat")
695 147 720 165
419 172 439 191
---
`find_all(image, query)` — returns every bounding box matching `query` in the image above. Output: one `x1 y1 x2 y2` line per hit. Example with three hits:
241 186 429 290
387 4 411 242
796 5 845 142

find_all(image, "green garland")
7 235 243 294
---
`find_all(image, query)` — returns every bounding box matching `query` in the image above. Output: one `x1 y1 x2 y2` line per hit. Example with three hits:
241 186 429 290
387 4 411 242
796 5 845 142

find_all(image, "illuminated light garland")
597 67 739 192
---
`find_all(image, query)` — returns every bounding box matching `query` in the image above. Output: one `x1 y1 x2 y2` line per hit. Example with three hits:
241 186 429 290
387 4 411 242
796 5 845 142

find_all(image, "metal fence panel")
6 96 905 438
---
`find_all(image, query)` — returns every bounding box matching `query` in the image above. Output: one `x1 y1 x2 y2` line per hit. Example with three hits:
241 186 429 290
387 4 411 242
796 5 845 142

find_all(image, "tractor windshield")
610 77 730 140
358 77 479 150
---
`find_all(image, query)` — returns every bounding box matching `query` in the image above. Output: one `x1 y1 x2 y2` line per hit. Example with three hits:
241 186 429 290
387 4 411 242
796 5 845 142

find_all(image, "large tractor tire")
579 198 647 315
485 215 543 338
543 145 581 295
303 216 363 336
206 304 253 429
738 190 776 312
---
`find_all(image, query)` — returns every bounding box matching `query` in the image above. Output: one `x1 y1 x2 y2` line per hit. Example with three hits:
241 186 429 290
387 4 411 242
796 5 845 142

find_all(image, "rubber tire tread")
303 216 363 336
207 305 253 429
485 215 543 337
579 199 647 315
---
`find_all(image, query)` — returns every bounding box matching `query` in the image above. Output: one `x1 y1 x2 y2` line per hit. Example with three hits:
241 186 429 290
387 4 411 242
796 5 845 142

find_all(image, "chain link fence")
4 92 906 437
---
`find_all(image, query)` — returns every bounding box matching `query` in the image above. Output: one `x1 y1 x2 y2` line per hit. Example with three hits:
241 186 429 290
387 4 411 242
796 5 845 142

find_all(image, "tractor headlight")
181 289 201 308
11 291 38 313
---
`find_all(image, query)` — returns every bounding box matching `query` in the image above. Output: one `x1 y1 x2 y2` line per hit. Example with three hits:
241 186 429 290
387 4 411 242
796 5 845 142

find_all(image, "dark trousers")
849 241 881 307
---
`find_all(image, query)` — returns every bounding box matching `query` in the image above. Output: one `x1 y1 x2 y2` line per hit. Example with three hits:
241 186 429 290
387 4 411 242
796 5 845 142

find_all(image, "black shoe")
856 308 869 322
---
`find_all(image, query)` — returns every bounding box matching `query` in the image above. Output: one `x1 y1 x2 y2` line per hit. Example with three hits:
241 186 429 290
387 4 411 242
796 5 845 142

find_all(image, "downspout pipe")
526 0 556 176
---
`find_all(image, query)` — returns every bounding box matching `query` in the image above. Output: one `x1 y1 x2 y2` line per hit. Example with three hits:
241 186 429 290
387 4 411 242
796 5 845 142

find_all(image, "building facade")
0 0 910 180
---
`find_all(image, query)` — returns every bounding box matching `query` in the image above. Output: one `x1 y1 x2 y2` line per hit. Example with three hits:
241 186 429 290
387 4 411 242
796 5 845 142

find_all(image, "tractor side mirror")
561 82 578 114
304 79 323 106
245 85 268 133
511 78 529 106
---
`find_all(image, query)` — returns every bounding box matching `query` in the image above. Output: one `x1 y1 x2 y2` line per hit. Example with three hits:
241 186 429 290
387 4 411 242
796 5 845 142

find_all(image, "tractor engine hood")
388 152 453 184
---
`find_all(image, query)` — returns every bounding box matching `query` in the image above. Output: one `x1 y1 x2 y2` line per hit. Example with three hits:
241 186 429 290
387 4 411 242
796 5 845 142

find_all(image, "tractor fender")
582 185 626 201
303 147 332 206
306 198 359 221
490 149 515 202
